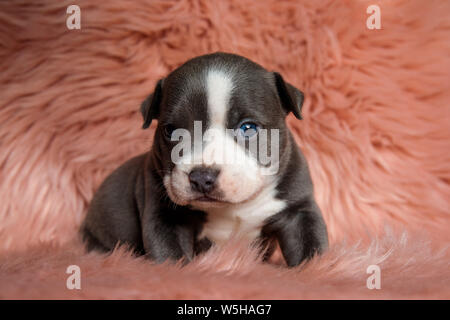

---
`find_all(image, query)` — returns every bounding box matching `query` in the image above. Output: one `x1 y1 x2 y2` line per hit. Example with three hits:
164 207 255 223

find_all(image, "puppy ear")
141 79 164 129
273 72 304 120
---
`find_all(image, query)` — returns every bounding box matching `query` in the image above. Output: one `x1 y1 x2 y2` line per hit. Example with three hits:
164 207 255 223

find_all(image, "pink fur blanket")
0 0 449 299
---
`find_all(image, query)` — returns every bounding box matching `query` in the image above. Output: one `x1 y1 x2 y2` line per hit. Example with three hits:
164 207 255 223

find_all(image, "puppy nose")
189 167 219 194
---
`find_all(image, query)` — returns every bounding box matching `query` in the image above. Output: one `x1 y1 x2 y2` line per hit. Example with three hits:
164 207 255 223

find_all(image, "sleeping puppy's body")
81 52 328 267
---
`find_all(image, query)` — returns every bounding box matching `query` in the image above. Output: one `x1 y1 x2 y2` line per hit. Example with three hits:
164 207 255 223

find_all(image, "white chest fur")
198 183 286 245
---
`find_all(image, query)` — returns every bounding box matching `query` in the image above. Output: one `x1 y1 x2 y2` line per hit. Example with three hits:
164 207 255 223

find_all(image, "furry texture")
0 0 449 299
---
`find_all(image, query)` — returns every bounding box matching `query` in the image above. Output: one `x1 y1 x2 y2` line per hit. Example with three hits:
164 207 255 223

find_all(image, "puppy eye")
163 124 176 138
238 122 259 138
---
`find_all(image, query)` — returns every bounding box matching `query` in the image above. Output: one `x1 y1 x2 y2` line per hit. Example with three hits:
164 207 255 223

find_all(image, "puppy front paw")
262 200 328 267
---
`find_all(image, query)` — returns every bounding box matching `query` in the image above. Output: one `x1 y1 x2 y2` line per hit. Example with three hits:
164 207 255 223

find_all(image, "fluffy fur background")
0 0 449 299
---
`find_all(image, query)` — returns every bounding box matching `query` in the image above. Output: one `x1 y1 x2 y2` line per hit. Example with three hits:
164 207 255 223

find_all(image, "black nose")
189 167 219 194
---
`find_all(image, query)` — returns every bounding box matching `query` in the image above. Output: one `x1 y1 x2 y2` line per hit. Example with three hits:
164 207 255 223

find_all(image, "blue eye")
238 122 259 138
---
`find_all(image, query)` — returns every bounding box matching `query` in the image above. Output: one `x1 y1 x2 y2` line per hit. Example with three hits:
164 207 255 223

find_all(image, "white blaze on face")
206 69 233 127
202 69 264 203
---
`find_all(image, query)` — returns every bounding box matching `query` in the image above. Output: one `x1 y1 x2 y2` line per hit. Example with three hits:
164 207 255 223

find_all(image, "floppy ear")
273 72 304 120
141 79 164 129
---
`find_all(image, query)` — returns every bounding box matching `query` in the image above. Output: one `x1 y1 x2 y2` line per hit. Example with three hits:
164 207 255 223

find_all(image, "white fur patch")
206 69 234 127
198 181 286 244
202 69 264 203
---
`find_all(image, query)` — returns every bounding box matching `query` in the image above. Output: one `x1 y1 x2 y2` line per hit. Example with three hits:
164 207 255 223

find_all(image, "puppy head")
141 53 304 209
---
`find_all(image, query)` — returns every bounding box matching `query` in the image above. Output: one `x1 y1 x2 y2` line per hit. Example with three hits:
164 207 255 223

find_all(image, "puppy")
80 52 328 267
